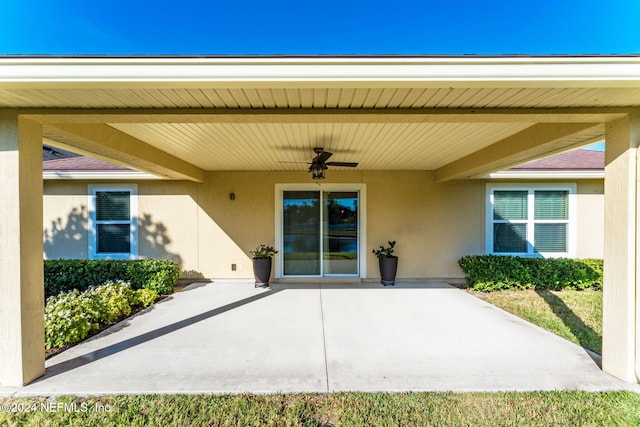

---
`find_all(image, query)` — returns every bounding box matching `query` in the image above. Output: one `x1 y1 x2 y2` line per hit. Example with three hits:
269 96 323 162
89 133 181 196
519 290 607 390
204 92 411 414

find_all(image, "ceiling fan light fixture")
310 164 326 179
293 147 356 180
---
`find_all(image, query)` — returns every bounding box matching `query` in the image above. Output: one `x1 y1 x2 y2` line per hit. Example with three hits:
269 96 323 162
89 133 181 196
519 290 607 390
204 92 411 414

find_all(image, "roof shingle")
43 156 131 171
511 149 604 171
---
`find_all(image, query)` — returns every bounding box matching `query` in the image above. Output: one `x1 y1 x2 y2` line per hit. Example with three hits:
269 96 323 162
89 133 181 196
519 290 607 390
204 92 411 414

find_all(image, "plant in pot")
373 240 398 286
250 244 278 288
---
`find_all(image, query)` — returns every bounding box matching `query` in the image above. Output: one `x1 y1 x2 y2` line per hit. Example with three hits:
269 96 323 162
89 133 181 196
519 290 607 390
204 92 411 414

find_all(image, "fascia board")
487 171 604 179
1 57 640 88
43 171 160 180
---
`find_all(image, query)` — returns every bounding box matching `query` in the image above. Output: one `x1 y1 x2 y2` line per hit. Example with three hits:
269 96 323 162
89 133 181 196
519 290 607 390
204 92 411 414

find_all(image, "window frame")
88 184 138 260
485 183 577 258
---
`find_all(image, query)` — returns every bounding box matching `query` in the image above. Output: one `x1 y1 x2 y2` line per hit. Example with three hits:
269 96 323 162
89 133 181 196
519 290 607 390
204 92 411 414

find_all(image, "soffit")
5 57 637 174
3 87 640 109
109 121 542 170
6 85 635 173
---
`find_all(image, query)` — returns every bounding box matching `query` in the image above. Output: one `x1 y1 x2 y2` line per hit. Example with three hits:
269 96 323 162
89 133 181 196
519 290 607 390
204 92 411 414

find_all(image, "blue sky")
1 0 638 55
586 142 605 151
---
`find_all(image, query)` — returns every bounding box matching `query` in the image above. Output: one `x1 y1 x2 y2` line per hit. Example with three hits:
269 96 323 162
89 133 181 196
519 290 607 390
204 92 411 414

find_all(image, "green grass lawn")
2 391 639 426
472 289 602 354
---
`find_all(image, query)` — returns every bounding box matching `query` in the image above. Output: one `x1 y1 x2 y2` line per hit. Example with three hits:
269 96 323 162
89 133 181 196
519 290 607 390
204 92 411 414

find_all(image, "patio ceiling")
106 121 539 171
3 56 639 179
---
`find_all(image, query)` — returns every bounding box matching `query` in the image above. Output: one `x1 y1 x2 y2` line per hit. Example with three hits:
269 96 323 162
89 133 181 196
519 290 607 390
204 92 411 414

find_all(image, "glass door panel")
323 191 358 275
283 191 320 276
282 189 359 277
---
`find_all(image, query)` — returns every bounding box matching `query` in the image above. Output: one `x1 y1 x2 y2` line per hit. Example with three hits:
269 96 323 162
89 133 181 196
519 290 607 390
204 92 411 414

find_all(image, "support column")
0 112 45 386
602 113 640 382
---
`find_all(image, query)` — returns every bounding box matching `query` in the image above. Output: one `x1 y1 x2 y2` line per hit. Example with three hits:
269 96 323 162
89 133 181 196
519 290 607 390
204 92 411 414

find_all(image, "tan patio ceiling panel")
108 121 538 171
3 87 640 109
435 122 605 181
43 123 206 181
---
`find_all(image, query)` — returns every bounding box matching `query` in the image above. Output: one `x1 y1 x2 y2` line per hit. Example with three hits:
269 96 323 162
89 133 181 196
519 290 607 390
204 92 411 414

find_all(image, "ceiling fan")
306 147 358 179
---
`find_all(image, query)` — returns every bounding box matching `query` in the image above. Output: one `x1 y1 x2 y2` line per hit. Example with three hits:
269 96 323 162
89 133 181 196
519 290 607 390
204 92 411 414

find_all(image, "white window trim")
485 183 577 258
274 183 367 279
88 184 138 260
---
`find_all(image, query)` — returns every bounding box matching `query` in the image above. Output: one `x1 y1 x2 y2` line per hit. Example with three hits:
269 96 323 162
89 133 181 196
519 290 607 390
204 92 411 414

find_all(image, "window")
486 184 575 257
88 184 138 260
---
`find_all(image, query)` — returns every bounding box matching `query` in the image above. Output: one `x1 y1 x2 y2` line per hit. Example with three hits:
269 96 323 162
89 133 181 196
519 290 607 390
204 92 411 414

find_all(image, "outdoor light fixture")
309 164 326 179
288 147 357 180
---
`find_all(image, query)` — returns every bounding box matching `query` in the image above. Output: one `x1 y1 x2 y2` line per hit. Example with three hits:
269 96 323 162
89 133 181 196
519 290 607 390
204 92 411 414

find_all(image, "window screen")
494 223 527 253
96 191 130 221
97 224 131 253
494 191 528 220
535 191 568 220
534 223 567 252
95 190 131 254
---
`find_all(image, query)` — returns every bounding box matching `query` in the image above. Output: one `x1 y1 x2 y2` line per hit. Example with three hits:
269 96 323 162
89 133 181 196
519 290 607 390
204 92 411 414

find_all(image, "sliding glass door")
283 190 359 277
323 191 358 275
283 191 321 275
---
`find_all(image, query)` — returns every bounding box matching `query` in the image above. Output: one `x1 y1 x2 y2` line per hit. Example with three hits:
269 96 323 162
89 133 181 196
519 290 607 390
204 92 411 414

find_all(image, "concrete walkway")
2 281 638 396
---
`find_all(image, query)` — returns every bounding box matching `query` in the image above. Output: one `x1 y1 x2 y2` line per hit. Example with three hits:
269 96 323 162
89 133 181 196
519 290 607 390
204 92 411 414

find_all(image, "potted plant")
373 240 398 286
250 244 278 288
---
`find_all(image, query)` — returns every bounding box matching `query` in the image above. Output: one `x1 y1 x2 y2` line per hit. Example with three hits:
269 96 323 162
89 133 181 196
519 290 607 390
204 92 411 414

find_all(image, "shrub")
458 255 603 291
44 282 158 349
87 282 134 325
133 288 160 308
126 260 180 294
44 290 96 349
44 259 180 298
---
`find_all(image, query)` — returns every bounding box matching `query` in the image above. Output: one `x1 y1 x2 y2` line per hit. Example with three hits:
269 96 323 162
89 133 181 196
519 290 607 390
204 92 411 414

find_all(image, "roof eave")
487 170 604 180
2 56 640 89
43 170 160 180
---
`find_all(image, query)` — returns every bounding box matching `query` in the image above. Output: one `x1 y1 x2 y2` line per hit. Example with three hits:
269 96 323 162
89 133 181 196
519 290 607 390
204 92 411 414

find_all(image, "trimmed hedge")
458 255 603 291
44 259 180 298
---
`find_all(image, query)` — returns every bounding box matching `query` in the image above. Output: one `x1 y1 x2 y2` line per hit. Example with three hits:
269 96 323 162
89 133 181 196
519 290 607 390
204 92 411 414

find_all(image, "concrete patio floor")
2 281 638 396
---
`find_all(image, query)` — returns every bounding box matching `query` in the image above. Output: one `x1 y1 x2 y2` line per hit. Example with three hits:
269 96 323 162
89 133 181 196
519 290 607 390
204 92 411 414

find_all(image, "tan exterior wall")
576 180 605 259
43 172 604 281
193 170 486 280
43 182 90 259
43 180 201 273
364 171 485 278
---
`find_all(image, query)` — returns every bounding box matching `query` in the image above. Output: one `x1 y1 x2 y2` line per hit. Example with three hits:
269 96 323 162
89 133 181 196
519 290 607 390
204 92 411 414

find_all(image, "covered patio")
1 56 640 387
2 281 636 395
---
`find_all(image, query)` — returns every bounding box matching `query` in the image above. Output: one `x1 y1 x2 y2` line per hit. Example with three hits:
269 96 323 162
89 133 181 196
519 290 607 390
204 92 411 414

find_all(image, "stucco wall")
576 180 605 259
43 172 604 281
43 182 90 259
43 180 202 274
195 170 486 279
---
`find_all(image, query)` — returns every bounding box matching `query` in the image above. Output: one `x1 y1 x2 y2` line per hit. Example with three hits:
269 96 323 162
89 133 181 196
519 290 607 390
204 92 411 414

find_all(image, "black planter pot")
379 256 398 286
253 258 273 288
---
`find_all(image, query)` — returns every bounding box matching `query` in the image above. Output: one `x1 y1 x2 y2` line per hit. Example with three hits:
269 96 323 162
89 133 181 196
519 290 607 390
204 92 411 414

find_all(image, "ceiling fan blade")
316 151 333 164
325 162 358 167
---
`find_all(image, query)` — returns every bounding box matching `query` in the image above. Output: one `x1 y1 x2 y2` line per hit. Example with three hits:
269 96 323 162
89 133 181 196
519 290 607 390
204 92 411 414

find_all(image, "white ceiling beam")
43 124 206 182
24 107 631 125
434 123 604 182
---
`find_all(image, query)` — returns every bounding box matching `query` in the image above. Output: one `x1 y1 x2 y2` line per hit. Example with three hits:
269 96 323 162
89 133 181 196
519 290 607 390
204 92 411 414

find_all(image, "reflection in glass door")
283 190 359 277
283 191 320 275
323 192 358 275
